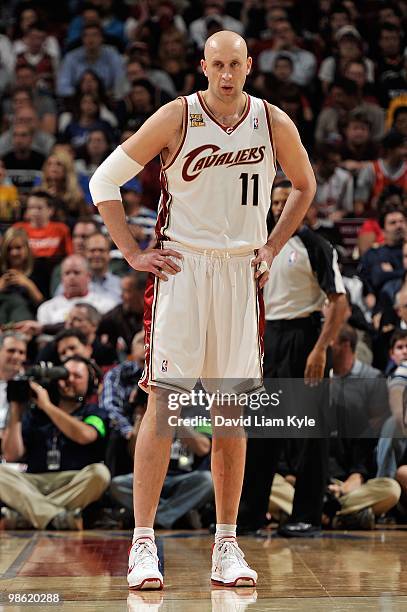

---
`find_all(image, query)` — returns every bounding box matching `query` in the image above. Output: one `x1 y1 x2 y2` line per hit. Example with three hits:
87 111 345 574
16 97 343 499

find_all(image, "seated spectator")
255 53 295 103
0 105 55 158
330 324 389 436
36 255 118 325
375 23 405 108
36 152 88 225
60 93 115 153
50 218 99 294
0 356 110 530
315 78 385 145
0 331 27 437
343 59 380 106
124 55 176 101
15 23 56 92
14 188 72 261
98 272 145 354
59 69 118 131
76 130 112 204
355 132 407 214
277 84 314 151
158 30 195 96
115 78 158 132
123 182 156 251
326 438 400 530
0 159 19 222
55 233 121 304
35 303 117 368
374 238 407 332
11 5 60 70
56 24 125 100
110 406 213 529
258 19 317 87
0 227 44 314
376 331 407 486
189 0 243 50
339 112 379 177
102 330 146 476
313 144 354 220
55 328 93 362
320 2 354 50
273 325 400 530
3 66 58 135
65 1 127 52
318 25 374 94
359 203 407 306
1 124 45 194
358 185 404 256
390 106 407 138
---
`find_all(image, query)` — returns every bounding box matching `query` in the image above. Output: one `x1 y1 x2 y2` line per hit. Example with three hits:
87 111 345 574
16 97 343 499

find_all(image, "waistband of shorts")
160 240 255 258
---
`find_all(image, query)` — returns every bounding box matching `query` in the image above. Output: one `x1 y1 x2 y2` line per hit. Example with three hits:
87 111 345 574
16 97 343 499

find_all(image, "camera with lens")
7 363 69 404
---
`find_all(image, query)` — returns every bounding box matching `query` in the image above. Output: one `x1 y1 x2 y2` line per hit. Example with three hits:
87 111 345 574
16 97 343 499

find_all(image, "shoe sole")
128 578 163 590
211 577 256 587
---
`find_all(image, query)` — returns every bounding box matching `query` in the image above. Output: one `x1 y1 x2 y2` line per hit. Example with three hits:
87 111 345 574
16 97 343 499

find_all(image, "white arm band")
89 145 144 205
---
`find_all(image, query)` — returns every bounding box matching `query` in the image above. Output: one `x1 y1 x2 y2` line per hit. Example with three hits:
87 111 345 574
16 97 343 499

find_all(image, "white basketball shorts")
139 241 265 394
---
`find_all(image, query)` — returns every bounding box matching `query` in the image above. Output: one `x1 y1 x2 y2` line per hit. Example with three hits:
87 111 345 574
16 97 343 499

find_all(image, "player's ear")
201 58 208 78
246 56 253 76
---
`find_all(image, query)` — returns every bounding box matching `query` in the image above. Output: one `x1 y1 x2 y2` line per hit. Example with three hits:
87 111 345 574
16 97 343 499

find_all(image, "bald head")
61 255 90 298
201 30 251 102
204 30 248 60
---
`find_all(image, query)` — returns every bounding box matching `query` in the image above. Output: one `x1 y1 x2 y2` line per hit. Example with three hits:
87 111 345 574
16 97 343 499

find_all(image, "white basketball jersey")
156 92 276 251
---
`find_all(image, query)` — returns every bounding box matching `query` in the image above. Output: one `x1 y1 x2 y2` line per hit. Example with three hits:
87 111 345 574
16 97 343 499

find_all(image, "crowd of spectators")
0 0 406 532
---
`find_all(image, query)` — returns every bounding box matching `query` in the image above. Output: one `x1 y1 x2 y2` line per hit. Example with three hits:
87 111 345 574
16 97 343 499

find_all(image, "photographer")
0 356 110 530
0 331 27 441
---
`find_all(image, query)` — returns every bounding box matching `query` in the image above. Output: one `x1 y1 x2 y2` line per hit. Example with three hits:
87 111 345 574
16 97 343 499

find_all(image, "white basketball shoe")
211 537 257 587
127 537 164 590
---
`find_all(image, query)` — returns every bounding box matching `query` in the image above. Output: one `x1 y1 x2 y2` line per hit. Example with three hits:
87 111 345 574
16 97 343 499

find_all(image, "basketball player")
90 31 316 590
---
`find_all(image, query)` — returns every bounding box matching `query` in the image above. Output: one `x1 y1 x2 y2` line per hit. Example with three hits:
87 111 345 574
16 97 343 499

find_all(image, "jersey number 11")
239 173 259 207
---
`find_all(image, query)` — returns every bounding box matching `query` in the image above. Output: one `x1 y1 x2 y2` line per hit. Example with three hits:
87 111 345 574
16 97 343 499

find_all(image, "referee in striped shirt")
240 180 348 536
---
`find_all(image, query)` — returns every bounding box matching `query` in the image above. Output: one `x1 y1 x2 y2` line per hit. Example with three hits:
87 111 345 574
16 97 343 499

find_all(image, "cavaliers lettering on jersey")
156 92 276 251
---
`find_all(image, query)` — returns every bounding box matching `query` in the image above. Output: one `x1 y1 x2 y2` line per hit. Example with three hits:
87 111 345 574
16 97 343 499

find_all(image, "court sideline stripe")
2 533 40 579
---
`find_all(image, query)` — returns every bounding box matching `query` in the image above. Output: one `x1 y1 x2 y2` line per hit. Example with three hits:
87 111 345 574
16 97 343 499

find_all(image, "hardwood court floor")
1 528 407 610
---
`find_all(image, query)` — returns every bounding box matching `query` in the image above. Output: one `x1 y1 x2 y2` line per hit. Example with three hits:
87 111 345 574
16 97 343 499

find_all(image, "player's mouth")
220 84 233 93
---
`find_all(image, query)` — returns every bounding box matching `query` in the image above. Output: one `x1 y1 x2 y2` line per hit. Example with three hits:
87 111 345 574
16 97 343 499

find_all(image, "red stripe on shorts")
139 272 157 391
257 284 265 371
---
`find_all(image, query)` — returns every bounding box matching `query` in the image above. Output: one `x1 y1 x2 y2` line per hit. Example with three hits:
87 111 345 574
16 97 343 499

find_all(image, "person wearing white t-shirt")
37 254 117 326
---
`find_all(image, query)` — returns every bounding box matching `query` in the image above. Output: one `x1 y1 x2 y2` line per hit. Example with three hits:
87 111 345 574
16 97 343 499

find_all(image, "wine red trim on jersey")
156 169 172 239
262 100 277 172
197 91 251 134
162 96 188 171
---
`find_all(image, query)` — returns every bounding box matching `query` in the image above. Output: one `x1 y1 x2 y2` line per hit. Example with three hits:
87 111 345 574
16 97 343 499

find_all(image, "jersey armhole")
262 100 277 172
161 96 188 171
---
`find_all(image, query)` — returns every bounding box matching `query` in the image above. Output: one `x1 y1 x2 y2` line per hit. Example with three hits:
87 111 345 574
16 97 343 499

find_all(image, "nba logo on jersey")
253 117 259 129
190 113 205 127
161 359 168 372
288 250 297 266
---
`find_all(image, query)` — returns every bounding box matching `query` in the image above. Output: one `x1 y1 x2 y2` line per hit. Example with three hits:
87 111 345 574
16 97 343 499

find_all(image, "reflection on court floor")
1 529 407 611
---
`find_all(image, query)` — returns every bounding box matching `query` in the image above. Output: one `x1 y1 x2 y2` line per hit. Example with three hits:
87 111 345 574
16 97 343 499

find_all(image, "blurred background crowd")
0 0 406 533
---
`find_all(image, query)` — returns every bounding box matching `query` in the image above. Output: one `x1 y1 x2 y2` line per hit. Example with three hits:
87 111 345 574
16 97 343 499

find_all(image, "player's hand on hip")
253 244 275 289
304 347 326 387
130 248 183 281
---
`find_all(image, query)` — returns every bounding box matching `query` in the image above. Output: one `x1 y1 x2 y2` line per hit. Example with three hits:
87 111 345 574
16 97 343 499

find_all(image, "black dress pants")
240 315 329 527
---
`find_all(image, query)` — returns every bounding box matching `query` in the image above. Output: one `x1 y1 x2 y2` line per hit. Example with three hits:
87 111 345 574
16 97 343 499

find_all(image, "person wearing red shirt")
14 188 73 259
13 188 73 297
